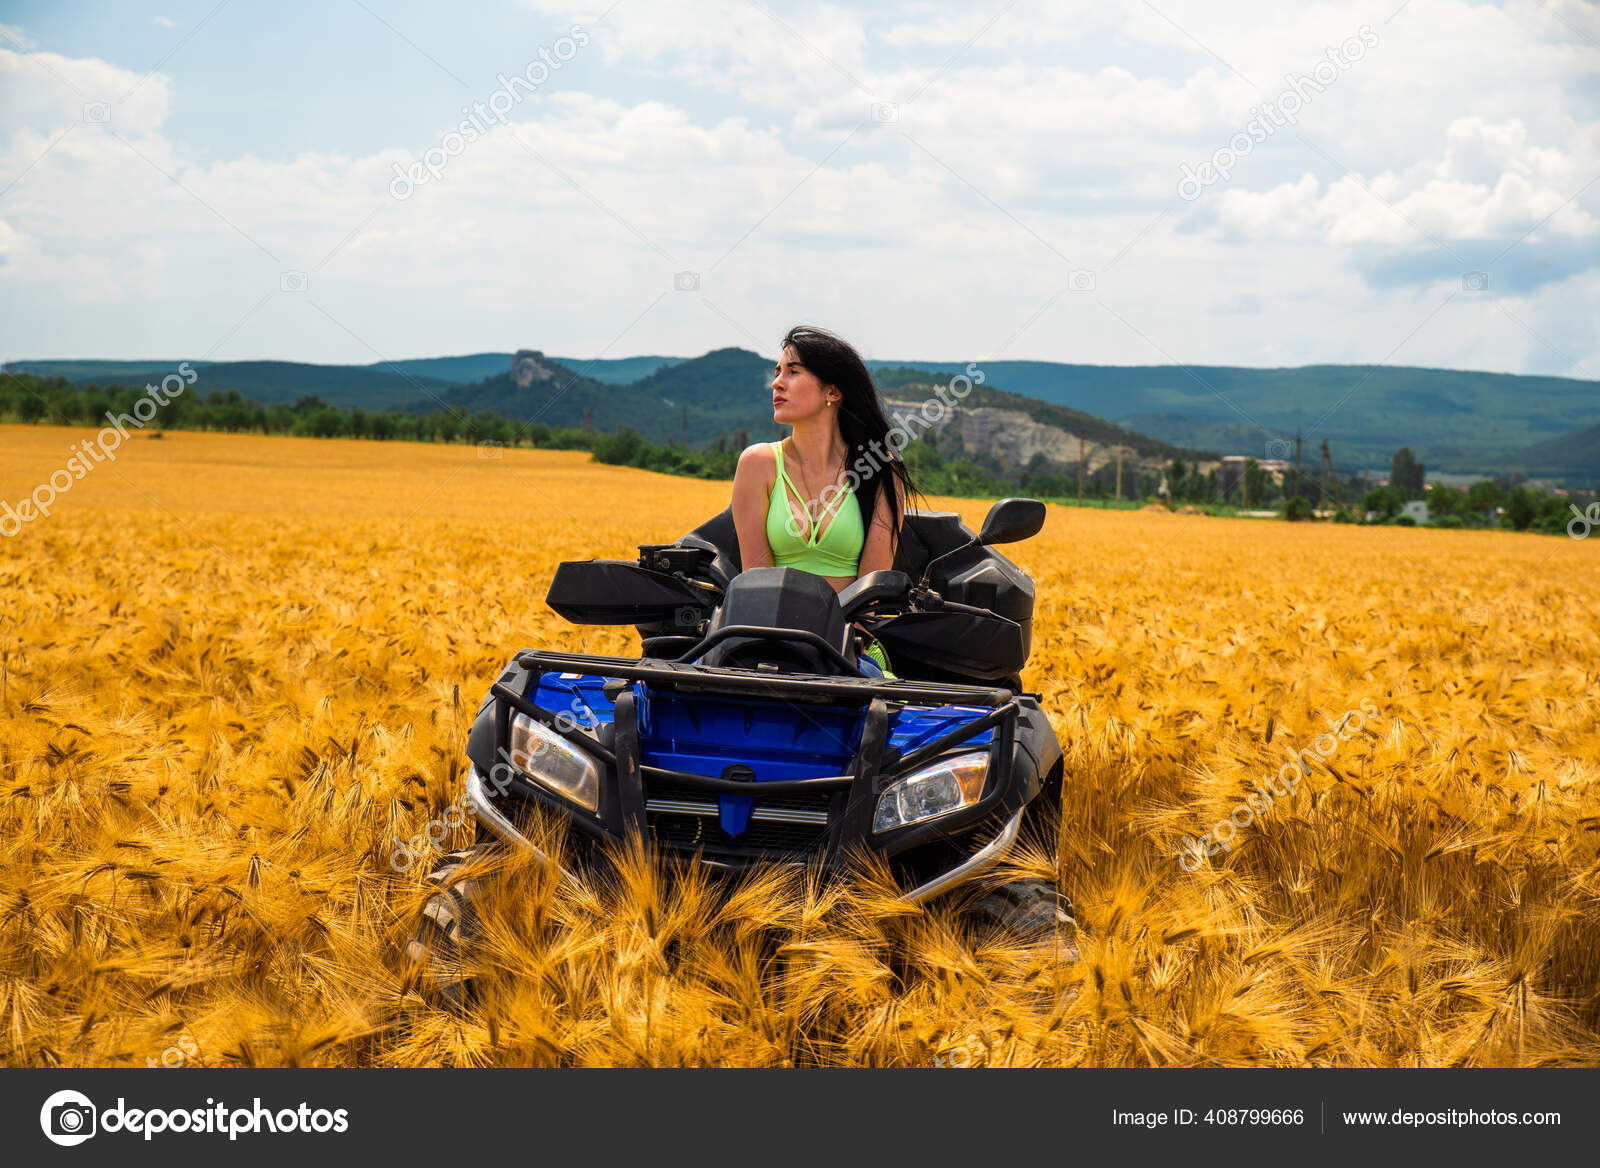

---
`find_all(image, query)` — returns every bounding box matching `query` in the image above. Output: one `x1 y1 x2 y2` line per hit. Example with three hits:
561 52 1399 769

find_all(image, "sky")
0 0 1597 376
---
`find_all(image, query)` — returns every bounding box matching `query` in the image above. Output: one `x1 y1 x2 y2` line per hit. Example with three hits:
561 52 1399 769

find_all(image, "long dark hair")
780 324 919 547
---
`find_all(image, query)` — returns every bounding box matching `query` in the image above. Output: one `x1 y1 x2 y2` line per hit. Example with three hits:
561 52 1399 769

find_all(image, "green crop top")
765 440 864 577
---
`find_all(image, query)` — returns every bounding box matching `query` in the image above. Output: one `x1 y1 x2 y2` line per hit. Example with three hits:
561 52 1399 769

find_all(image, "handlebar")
649 558 993 624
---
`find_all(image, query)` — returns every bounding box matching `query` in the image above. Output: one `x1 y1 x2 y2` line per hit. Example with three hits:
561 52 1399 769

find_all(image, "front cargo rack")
477 648 1021 868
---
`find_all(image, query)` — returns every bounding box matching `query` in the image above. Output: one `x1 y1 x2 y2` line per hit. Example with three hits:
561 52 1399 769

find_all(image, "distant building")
1401 500 1431 524
1218 455 1292 498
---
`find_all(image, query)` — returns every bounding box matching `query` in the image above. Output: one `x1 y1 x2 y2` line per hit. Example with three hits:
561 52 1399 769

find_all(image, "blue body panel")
529 671 617 731
526 672 993 836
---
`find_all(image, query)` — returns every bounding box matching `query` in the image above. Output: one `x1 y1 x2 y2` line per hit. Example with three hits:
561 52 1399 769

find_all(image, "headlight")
509 712 601 812
873 751 989 832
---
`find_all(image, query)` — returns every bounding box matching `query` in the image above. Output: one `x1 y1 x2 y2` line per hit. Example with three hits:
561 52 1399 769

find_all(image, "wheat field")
2 423 1597 1067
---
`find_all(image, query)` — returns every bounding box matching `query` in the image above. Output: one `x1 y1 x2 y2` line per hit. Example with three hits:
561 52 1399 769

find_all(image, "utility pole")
1293 429 1302 498
1321 439 1340 514
1319 439 1330 512
1115 444 1124 505
1078 437 1085 507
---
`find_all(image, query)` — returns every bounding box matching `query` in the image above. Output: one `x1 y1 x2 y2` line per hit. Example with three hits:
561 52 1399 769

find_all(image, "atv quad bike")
406 498 1074 1005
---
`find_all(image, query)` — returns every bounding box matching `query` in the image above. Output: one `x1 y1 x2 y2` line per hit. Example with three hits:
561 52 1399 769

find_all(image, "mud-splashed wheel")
969 878 1080 962
404 848 487 1010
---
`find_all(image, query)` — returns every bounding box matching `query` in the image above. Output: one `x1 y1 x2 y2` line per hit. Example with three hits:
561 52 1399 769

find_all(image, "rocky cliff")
510 350 558 388
882 397 1216 479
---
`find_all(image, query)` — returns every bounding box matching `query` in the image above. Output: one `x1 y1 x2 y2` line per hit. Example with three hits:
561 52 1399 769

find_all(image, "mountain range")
861 360 1599 477
8 350 1597 481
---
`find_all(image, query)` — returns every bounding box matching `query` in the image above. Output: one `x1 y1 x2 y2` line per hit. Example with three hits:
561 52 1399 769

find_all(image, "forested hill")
10 349 1596 479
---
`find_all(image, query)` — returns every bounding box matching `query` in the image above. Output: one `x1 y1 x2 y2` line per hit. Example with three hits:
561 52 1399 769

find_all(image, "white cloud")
1205 118 1597 246
0 2 1595 379
524 0 874 110
0 46 173 136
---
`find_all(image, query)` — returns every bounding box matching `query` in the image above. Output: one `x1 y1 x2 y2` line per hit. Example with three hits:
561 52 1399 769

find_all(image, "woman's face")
771 346 838 425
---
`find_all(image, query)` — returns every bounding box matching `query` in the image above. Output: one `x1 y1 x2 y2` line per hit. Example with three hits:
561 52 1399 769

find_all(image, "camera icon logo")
673 270 700 292
1068 269 1096 291
1461 271 1488 291
477 440 504 459
82 102 111 123
280 271 309 293
40 1090 97 1146
674 605 703 628
1265 438 1293 458
869 101 899 123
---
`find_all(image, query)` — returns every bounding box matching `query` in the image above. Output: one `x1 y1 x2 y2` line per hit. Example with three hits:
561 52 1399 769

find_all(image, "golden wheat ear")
8 434 1599 1067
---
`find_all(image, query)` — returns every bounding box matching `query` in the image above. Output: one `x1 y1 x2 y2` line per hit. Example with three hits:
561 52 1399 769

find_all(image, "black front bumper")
463 649 1061 902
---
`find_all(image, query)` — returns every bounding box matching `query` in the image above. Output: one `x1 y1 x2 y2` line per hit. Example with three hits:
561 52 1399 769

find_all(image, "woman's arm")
856 465 905 577
732 443 776 572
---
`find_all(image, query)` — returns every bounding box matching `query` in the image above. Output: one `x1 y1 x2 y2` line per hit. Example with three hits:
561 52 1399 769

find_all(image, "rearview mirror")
978 498 1046 546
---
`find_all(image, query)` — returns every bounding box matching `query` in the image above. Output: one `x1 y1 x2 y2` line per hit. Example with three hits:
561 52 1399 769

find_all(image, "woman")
730 325 916 676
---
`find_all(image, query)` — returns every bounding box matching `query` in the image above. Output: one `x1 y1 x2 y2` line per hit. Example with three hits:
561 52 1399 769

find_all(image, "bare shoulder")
869 459 907 529
887 455 907 500
738 441 776 466
736 441 777 480
876 456 908 502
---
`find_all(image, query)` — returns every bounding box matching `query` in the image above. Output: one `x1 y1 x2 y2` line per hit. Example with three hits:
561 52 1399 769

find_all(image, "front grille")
647 811 828 855
642 775 836 856
644 777 834 815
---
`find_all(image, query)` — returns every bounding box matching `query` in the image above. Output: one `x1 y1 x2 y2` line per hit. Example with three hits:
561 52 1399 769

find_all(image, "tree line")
4 373 1588 533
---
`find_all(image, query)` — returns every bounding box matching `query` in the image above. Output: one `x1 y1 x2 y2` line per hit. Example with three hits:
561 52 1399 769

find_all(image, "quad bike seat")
662 505 1036 682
